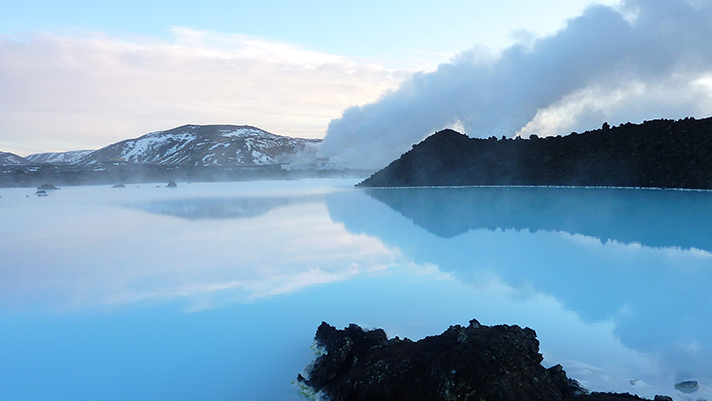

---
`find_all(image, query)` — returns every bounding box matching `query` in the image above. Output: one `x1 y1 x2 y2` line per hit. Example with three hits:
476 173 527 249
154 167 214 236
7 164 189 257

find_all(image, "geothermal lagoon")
1 179 711 400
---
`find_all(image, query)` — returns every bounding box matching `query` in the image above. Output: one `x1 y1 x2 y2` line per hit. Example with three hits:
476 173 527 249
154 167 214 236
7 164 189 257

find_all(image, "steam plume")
319 0 712 169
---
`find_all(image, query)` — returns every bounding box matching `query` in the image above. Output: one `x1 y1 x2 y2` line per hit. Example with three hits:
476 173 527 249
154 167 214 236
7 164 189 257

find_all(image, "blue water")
1 180 710 400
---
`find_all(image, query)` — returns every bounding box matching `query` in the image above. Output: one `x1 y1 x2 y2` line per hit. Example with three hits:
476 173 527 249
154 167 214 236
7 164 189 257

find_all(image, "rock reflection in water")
325 186 712 400
363 186 712 252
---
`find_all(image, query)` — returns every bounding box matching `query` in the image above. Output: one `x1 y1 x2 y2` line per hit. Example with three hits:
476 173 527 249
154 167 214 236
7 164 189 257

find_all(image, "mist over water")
1 180 710 400
318 0 712 169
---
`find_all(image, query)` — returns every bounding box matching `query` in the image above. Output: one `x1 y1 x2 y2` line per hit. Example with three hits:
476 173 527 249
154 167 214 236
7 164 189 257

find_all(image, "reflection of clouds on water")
0 181 404 311
326 187 712 400
563 232 712 263
131 195 322 220
2 181 711 400
553 232 712 396
375 268 669 399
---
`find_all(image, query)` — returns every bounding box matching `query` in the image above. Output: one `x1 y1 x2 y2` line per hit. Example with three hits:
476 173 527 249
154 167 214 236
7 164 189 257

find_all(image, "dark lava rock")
37 183 59 190
358 117 712 189
674 380 699 393
299 320 664 401
166 181 177 188
111 184 126 188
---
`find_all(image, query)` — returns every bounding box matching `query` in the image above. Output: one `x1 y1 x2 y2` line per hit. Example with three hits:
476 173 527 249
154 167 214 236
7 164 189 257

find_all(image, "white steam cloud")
319 0 712 169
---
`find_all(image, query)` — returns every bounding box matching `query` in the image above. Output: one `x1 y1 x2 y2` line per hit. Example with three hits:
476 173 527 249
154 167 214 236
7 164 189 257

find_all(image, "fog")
319 0 712 169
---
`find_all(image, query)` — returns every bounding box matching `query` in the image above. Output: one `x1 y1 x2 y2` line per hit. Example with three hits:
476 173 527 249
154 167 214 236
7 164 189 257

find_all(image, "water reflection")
325 187 712 400
363 186 712 251
2 181 711 401
133 195 321 220
0 181 402 311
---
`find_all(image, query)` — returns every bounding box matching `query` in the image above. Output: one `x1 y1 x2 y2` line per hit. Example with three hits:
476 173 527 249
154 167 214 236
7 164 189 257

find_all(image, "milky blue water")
1 179 711 401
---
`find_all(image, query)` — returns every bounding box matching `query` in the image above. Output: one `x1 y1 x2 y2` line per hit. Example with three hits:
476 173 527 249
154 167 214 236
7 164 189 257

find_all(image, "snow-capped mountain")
0 152 30 165
77 125 322 166
26 150 94 164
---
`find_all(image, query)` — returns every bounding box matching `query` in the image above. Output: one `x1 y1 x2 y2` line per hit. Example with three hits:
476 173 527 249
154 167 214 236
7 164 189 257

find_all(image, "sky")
1 0 711 168
0 0 618 156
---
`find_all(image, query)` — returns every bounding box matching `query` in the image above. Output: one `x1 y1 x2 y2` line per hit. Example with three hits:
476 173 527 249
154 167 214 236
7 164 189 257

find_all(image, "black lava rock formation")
358 117 712 189
299 320 666 401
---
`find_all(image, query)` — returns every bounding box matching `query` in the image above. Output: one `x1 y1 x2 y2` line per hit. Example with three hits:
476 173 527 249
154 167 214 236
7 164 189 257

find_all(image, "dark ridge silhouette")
358 117 712 189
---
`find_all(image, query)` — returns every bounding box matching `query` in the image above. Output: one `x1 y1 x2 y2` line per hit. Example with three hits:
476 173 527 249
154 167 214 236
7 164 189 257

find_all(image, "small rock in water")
112 184 126 188
37 183 59 190
166 181 177 188
35 190 48 197
674 380 699 393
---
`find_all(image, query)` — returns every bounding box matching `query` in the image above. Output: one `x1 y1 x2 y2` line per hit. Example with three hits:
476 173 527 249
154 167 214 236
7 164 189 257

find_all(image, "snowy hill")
78 125 322 166
26 150 94 164
0 152 30 165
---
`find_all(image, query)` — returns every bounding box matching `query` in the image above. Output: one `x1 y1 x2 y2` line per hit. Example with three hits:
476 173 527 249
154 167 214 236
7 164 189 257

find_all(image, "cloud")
318 0 712 169
0 29 407 155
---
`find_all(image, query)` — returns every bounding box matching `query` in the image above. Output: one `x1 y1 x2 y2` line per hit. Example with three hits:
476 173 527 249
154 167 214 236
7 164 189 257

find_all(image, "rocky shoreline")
298 320 673 401
0 163 371 188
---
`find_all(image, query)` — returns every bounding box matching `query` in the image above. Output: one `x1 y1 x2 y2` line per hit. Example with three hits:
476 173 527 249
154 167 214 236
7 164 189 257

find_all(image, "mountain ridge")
358 116 712 190
76 124 322 166
4 124 323 167
26 150 94 164
0 152 30 165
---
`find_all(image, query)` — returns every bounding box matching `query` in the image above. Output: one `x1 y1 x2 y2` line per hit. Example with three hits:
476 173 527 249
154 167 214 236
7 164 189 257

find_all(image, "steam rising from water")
318 0 712 169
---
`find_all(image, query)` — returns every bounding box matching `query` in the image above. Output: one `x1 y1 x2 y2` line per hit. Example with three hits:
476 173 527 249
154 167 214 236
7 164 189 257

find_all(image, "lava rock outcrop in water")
358 117 712 189
299 320 666 401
